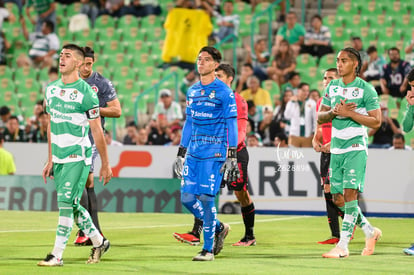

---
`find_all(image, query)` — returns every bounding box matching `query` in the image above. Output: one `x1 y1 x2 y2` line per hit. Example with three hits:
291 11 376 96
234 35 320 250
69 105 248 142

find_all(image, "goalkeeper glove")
173 146 187 179
220 147 240 182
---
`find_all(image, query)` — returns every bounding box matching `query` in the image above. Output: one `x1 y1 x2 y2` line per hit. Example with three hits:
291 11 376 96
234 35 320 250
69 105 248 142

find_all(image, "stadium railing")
214 33 238 75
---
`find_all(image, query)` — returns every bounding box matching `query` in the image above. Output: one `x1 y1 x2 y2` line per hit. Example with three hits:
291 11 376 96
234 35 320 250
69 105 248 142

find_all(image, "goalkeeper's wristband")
177 146 187 157
227 147 237 159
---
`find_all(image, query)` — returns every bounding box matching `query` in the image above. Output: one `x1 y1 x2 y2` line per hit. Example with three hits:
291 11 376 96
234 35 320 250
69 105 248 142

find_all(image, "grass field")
0 211 413 274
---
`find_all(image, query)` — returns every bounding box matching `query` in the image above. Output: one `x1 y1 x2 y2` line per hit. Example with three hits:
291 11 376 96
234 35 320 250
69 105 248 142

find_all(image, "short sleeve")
364 83 380 112
224 88 237 119
321 84 331 107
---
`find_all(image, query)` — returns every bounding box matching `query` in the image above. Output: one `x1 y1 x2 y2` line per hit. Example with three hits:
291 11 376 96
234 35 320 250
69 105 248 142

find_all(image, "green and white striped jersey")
321 77 380 155
45 78 100 165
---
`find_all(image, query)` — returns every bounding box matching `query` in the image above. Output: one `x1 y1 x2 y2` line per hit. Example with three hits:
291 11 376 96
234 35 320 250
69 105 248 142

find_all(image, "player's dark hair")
0 105 10 116
83 46 95 60
388 47 400 55
366 45 377 55
298 82 309 90
36 99 44 105
48 66 58 74
44 20 55 32
199 46 222 63
407 68 414 82
62 44 85 59
325 67 338 74
393 133 405 142
216 63 235 82
340 47 362 76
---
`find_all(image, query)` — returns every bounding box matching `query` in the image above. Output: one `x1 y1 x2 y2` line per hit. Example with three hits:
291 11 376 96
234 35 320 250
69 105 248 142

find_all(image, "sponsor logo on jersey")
204 102 215 107
91 85 98 93
229 92 234 98
64 104 75 110
201 89 205 95
87 107 100 119
69 90 78 100
194 111 213 118
209 90 215 99
69 154 78 158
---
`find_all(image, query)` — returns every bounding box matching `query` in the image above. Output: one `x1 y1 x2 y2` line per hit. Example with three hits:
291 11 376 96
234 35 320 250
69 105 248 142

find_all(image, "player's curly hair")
340 47 362 76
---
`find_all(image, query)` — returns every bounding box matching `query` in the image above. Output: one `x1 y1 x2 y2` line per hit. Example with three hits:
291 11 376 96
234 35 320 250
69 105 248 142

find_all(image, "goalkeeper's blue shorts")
182 157 224 196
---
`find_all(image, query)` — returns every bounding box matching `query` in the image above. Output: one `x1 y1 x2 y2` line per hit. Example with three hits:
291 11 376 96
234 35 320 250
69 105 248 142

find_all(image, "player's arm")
402 90 414 132
90 117 112 185
334 99 381 129
318 104 336 124
100 98 122 118
312 124 323 152
42 113 53 183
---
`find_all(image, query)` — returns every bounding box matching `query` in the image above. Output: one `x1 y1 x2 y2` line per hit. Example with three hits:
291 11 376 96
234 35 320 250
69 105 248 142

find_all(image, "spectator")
41 66 58 90
235 63 254 94
247 132 262 147
136 127 149 145
0 0 15 29
245 37 270 82
368 104 401 149
80 0 101 28
0 105 11 131
180 69 199 96
100 0 124 17
123 121 139 145
25 0 56 32
362 45 386 94
351 36 368 70
30 111 48 143
301 14 333 59
0 131 16 175
147 113 171 145
388 133 412 150
267 39 296 85
281 71 301 95
17 18 59 69
25 99 44 136
404 29 414 66
274 11 305 56
3 115 27 142
284 82 315 147
212 0 239 42
240 75 272 110
380 47 411 99
246 100 264 138
104 129 123 146
273 132 289 148
309 89 320 103
152 89 183 127
164 124 182 146
0 31 10 65
122 0 161 18
261 90 293 145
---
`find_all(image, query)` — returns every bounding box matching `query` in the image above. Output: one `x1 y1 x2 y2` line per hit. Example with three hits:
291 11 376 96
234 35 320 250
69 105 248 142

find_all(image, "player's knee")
181 192 197 205
199 194 215 203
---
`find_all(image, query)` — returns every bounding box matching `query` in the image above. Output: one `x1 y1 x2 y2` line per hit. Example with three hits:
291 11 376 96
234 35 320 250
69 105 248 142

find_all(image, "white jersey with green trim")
45 78 100 165
321 77 380 155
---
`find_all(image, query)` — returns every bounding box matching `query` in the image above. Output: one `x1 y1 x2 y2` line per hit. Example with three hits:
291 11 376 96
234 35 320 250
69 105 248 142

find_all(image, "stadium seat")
0 65 13 79
145 27 165 43
97 27 122 43
2 90 21 115
318 54 336 73
94 65 111 79
133 52 156 69
122 27 146 43
72 28 98 43
336 1 359 16
14 66 37 83
106 53 130 69
58 26 74 41
296 54 317 69
262 80 280 103
377 28 402 43
0 78 16 91
112 66 137 86
160 1 175 18
140 15 163 29
379 94 398 110
117 15 139 31
125 40 151 55
299 67 320 85
359 1 384 16
5 2 19 18
95 15 116 29
100 40 125 55
234 1 251 16
322 15 343 29
65 2 82 17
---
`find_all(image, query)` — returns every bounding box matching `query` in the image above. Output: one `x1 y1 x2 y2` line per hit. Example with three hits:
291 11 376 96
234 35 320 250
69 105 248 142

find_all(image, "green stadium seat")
382 0 407 17
94 65 111 79
125 40 151 55
262 80 280 105
366 14 393 30
145 27 165 43
160 1 175 18
5 2 19 17
336 1 359 16
100 40 125 55
377 27 402 43
397 97 408 124
106 53 130 69
132 52 156 69
112 66 137 86
117 15 139 31
97 27 122 43
122 27 146 43
2 90 21 115
95 15 116 29
58 26 74 41
318 54 337 73
14 66 37 83
296 54 317 69
16 78 41 92
359 1 384 16
140 14 163 30
0 78 16 91
0 65 13 79
37 68 49 82
72 28 98 42
234 1 251 16
322 15 343 29
66 2 82 17
394 15 413 30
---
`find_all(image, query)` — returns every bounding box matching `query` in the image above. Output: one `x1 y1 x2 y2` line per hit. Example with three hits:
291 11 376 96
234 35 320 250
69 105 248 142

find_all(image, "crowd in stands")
1 0 414 150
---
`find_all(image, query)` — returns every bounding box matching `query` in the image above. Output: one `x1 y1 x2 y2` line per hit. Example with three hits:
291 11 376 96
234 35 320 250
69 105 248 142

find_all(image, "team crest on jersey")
209 90 216 99
352 89 359 97
343 88 347 95
201 89 205 95
91 85 99 93
60 90 66 96
69 90 78 100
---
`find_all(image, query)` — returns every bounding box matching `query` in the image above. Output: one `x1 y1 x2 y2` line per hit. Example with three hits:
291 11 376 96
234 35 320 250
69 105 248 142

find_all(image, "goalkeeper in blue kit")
173 46 239 261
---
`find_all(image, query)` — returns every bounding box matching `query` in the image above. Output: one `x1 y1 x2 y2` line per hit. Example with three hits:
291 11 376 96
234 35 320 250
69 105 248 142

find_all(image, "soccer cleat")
192 249 214 261
213 223 230 255
403 245 414 256
361 227 382 256
37 253 63 267
173 232 200 246
232 236 256 246
86 238 110 264
74 230 92 246
317 237 339 245
322 246 349 258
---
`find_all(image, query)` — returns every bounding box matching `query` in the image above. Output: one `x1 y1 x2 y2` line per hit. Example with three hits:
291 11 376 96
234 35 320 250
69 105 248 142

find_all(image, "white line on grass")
0 216 310 233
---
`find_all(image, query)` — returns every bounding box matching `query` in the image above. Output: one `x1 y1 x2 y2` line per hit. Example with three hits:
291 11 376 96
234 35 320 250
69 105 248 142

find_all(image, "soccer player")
173 63 256 247
312 68 344 245
173 47 239 261
73 46 121 246
401 68 414 255
318 47 382 258
39 44 112 266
